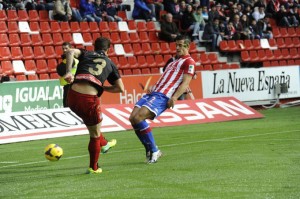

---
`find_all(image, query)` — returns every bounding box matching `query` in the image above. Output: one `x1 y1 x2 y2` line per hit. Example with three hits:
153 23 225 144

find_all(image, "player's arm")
103 78 125 93
63 48 81 84
167 74 193 108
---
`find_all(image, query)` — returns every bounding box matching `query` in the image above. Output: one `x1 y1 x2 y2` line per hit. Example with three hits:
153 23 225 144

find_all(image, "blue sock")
135 121 158 153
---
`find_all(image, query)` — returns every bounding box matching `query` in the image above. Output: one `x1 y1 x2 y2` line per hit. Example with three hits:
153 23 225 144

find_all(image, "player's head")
94 37 111 54
175 35 190 57
62 42 72 55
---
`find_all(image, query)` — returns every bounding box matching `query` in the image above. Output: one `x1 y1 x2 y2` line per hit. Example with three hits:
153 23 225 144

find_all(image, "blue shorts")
135 92 169 118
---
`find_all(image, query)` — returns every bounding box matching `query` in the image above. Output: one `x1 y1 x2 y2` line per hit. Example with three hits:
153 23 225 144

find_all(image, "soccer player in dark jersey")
64 37 124 174
129 35 196 163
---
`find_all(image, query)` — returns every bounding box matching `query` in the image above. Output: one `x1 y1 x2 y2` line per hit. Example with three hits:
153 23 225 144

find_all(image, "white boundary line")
1 129 299 169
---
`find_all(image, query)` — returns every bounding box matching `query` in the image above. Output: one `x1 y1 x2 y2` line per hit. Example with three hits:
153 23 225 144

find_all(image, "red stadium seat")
1 60 14 75
8 33 21 47
0 47 11 61
42 33 53 46
7 10 18 21
22 46 34 60
79 21 90 33
0 33 9 47
36 59 48 74
18 10 29 21
28 10 39 21
108 21 119 32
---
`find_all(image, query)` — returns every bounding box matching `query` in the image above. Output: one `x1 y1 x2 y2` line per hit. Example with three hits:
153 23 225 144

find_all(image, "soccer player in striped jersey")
129 35 196 163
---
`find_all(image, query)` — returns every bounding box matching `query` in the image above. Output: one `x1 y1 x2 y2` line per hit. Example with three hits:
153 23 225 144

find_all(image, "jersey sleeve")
182 58 195 76
107 61 121 85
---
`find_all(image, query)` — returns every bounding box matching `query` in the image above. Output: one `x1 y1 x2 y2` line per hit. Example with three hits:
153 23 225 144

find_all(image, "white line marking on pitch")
1 129 299 169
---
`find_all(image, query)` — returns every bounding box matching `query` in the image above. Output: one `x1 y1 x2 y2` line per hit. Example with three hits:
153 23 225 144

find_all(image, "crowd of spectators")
0 0 299 52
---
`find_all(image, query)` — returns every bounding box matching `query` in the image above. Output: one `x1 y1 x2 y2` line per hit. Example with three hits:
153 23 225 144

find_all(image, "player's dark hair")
176 35 191 47
62 42 72 48
94 37 111 51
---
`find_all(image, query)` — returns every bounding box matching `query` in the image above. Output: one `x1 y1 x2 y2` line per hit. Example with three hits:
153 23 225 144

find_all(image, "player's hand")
64 72 74 84
167 98 176 109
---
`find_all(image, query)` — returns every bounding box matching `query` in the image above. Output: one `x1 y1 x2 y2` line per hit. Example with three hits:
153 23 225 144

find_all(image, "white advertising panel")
201 66 300 101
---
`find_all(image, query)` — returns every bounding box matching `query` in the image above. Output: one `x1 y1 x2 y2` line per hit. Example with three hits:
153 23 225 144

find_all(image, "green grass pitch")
0 106 299 199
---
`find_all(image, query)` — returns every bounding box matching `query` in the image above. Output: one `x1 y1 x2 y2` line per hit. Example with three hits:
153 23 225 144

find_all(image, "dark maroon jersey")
74 49 121 96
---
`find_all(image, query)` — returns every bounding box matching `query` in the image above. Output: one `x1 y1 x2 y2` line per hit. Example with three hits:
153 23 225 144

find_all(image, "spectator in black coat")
159 13 181 42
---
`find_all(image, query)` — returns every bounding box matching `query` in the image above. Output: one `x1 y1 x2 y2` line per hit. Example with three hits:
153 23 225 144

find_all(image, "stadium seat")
227 40 238 51
28 10 39 21
50 21 61 33
287 59 295 65
272 27 280 38
191 53 201 66
18 10 29 21
92 32 100 41
52 32 64 46
200 53 210 65
241 51 250 62
16 74 27 81
164 54 172 63
119 31 131 43
0 47 11 61
270 60 279 66
110 32 121 44
155 54 165 67
117 11 127 21
54 46 63 58
24 60 37 72
0 33 9 47
230 63 240 69
36 59 48 74
42 33 53 46
70 21 80 32
114 44 125 56
279 27 288 37
22 46 34 60
39 10 49 21
110 56 120 68
123 69 132 75
47 59 58 73
0 10 7 21
13 60 35 75
62 33 74 44
148 31 159 43
127 20 137 32
141 43 152 55
29 21 40 32
79 21 90 33
137 55 147 68
243 40 253 50
123 43 134 56
0 21 8 33
151 42 161 54
263 61 271 67
208 53 220 64
160 42 170 54
40 21 51 33
138 31 149 43
292 37 300 47
1 60 14 75
27 73 40 81
287 27 296 37
44 46 57 59
273 49 283 60
265 49 274 61
101 32 111 40
284 37 293 48
202 64 213 70
127 56 139 68
279 60 287 66
33 46 46 59
136 21 147 32
50 72 60 79
108 44 116 57
146 21 156 32
276 37 285 48
296 27 300 37
89 22 100 32
7 10 18 21
8 21 19 33
169 42 177 54
132 43 143 55
60 21 71 33
11 46 23 60
252 39 261 50
108 21 119 32
118 21 129 32
281 48 290 59
141 68 150 74
213 64 222 70
82 32 93 43
268 38 277 49
39 73 50 80
9 33 21 47
99 21 109 32
31 34 43 46
118 56 129 69
257 49 267 61
146 55 157 68
249 50 259 62
219 40 228 52
129 32 140 43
